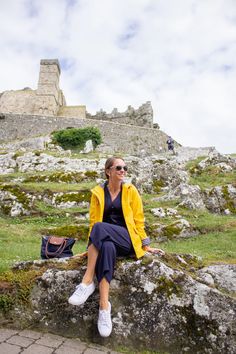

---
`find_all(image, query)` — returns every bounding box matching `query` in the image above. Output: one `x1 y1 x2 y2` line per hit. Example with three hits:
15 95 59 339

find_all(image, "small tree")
52 127 102 150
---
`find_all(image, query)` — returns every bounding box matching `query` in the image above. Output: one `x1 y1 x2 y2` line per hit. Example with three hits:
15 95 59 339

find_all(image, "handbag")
41 236 75 259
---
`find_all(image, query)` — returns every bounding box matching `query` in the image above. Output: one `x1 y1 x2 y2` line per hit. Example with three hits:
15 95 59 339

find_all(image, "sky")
0 0 235 154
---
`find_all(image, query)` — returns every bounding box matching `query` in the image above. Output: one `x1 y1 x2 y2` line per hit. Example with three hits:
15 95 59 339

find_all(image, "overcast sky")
0 0 235 153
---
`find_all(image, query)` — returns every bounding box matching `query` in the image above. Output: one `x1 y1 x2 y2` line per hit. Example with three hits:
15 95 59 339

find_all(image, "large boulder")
1 256 235 354
203 184 236 214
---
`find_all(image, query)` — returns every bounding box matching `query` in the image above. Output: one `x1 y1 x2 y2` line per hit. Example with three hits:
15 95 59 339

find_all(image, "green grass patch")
156 229 236 264
189 169 236 189
21 181 96 193
0 216 87 273
186 156 236 189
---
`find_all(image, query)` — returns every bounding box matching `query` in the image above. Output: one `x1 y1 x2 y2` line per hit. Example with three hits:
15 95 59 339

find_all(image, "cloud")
0 0 235 153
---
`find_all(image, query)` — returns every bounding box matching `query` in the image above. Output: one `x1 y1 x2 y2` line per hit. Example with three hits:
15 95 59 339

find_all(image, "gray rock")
80 140 94 154
3 257 235 354
159 183 206 210
0 153 17 174
203 184 236 214
198 264 236 293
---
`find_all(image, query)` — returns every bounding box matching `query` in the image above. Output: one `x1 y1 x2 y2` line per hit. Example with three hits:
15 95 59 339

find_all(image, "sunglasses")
111 165 128 172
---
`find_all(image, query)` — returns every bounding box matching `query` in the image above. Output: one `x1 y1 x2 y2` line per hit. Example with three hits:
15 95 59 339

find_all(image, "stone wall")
86 101 154 128
0 113 170 155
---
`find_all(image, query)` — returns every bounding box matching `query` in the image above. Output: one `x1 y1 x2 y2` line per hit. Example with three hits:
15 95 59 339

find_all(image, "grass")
0 216 87 273
185 156 236 189
189 169 236 190
21 181 96 193
155 229 236 264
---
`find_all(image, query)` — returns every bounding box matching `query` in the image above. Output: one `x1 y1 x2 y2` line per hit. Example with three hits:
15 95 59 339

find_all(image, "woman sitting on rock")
68 156 165 337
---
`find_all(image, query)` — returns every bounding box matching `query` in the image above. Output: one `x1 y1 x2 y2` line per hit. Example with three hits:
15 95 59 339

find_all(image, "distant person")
68 156 165 337
166 136 175 153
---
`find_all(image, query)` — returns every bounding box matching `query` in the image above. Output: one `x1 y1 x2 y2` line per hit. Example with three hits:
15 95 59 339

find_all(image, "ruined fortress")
0 59 171 155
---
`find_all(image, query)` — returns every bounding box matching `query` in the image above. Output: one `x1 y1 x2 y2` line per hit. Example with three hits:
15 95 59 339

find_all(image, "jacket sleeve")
88 193 98 236
130 185 150 245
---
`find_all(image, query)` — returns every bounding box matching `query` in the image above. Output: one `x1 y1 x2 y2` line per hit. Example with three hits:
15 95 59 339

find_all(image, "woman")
68 157 164 337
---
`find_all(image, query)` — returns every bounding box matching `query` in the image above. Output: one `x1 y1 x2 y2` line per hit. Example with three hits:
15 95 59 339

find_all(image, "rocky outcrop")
0 148 235 215
2 256 235 354
203 184 236 214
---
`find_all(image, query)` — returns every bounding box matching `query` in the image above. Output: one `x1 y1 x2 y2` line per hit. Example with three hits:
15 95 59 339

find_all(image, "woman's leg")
82 243 98 285
99 277 110 310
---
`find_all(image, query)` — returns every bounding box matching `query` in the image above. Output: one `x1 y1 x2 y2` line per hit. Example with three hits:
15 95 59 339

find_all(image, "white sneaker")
97 301 112 337
68 282 95 306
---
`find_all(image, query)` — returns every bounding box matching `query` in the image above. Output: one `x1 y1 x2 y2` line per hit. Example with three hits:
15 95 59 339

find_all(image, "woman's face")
107 158 127 183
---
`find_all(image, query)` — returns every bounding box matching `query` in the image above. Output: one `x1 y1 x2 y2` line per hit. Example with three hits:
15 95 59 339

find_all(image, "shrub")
52 127 102 150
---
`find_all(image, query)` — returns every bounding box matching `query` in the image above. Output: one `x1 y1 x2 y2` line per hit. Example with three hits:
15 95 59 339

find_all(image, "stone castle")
0 59 171 155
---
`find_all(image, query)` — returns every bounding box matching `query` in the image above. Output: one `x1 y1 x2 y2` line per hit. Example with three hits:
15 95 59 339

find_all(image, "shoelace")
74 284 86 296
99 310 110 326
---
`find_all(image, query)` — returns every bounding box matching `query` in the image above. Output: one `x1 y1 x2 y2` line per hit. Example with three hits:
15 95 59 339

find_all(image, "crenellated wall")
86 101 154 128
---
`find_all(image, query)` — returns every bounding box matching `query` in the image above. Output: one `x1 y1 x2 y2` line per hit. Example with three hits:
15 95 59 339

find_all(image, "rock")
159 183 206 210
203 184 236 214
0 153 17 174
149 218 199 242
151 207 166 218
0 188 33 216
151 207 179 218
2 257 235 354
80 140 93 154
197 264 236 293
198 152 236 171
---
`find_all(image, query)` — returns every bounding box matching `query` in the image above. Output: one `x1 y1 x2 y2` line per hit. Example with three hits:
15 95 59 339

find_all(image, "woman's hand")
143 246 165 256
71 251 88 259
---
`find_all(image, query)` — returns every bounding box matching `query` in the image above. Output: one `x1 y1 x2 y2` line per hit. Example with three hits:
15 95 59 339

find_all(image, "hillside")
0 135 235 354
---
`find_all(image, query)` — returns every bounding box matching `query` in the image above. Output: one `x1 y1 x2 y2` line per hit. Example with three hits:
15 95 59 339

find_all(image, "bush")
52 127 102 150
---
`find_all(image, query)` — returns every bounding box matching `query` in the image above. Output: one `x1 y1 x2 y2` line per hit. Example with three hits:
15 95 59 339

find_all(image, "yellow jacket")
88 183 148 259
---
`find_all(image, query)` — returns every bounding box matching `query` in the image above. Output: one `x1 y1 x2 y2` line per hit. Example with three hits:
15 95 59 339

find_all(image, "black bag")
41 236 75 259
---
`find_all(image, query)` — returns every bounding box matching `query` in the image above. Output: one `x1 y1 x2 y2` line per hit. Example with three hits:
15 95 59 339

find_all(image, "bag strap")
45 237 67 259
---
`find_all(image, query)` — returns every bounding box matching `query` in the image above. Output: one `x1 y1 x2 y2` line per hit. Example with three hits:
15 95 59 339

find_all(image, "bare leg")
99 277 110 310
82 244 99 285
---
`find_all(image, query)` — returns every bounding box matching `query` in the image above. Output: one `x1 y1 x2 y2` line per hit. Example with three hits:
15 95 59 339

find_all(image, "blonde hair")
104 156 124 179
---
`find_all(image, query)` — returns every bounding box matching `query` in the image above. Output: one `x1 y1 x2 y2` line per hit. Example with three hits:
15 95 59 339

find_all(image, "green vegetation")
0 215 87 273
186 157 236 189
52 127 102 150
45 224 89 241
152 179 165 193
156 230 236 265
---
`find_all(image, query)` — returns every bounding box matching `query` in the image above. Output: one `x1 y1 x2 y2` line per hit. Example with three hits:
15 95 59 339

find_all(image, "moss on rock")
156 275 182 298
45 224 89 241
0 269 41 312
162 223 181 239
55 190 91 204
152 179 165 193
222 185 236 214
0 184 30 208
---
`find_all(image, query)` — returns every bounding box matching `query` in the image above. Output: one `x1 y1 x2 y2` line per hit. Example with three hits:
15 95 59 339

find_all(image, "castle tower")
35 59 66 115
37 59 60 97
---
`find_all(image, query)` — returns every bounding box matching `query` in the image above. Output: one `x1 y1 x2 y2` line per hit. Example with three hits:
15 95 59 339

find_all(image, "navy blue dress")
89 184 134 283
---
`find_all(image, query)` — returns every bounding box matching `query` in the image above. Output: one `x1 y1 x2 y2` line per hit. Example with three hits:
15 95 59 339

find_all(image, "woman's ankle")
82 276 94 285
99 300 109 310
